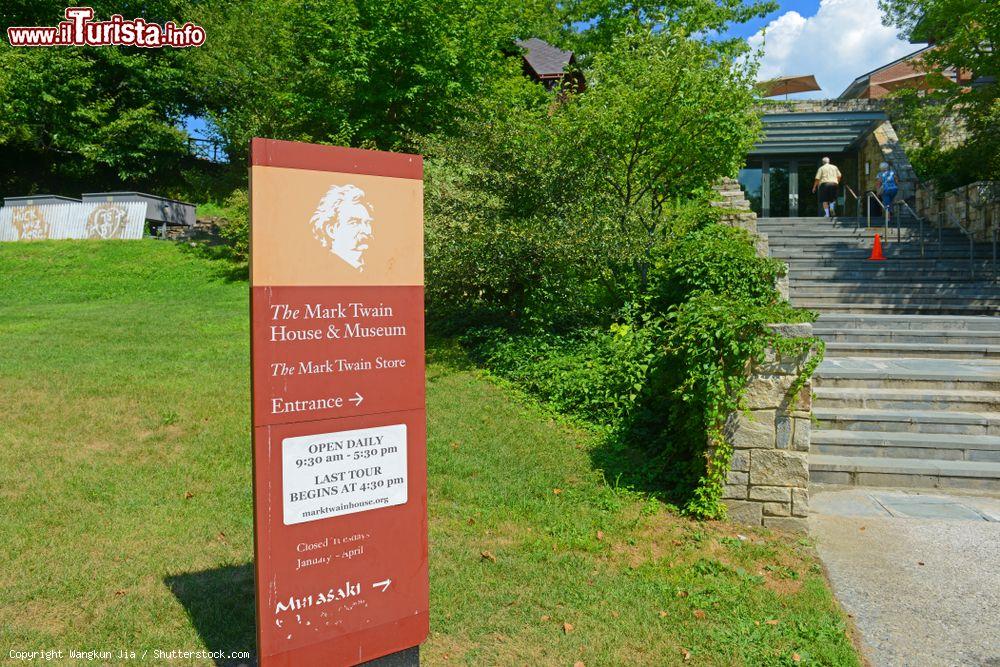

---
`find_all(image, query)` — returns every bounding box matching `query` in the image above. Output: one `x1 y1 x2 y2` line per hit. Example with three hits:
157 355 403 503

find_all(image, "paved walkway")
809 488 1000 667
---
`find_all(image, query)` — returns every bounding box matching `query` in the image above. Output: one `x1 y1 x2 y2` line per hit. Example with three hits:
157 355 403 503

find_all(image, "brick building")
838 45 971 100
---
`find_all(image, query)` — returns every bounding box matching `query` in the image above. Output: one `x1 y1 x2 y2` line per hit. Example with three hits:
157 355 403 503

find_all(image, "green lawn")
0 241 860 666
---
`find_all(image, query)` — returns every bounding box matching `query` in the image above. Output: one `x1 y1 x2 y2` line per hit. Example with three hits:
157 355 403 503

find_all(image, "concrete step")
771 236 984 245
813 326 1000 348
816 314 1000 331
791 288 1000 302
794 289 1000 303
765 236 967 247
813 386 1000 412
792 281 997 291
815 357 1000 391
815 328 1000 346
768 235 972 244
785 270 990 282
760 217 866 222
811 429 1000 462
791 294 1000 304
759 219 953 229
759 217 943 230
810 454 1000 491
814 407 1000 436
781 258 996 269
775 251 995 261
795 301 1000 316
823 341 1000 359
759 221 946 230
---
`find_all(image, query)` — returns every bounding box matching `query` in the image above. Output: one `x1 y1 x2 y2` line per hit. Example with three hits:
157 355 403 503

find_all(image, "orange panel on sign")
250 165 423 287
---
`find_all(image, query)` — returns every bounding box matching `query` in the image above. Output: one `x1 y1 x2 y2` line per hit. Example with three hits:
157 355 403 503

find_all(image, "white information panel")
282 424 408 525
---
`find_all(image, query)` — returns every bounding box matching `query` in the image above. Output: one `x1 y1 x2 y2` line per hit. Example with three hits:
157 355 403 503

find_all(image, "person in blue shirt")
876 161 899 223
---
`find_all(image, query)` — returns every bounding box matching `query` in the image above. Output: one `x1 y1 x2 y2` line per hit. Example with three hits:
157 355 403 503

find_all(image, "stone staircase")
757 215 1000 492
711 177 758 233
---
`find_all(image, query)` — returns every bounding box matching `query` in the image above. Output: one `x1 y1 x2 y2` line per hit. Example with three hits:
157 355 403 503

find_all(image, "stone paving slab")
809 489 1000 667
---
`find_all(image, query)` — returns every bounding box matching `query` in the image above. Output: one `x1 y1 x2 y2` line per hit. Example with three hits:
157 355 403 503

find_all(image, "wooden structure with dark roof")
515 38 585 92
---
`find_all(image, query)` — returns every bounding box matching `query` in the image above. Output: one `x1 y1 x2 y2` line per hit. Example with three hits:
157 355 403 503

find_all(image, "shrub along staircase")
757 215 1000 492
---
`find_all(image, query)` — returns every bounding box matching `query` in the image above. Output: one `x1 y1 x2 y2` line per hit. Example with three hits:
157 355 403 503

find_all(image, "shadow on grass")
175 238 249 283
425 335 476 378
587 355 703 507
587 434 668 498
164 563 257 666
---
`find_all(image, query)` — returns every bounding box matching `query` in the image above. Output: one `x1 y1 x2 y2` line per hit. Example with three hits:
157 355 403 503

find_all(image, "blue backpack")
880 169 898 194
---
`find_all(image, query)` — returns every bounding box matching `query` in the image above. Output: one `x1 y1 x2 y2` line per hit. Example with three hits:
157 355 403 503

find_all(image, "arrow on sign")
372 579 391 592
349 392 364 407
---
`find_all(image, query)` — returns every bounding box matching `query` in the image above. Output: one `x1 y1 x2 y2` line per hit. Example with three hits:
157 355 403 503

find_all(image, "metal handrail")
941 209 977 279
865 191 893 242
911 178 999 281
894 199 936 258
843 185 861 229
975 191 999 283
993 217 999 284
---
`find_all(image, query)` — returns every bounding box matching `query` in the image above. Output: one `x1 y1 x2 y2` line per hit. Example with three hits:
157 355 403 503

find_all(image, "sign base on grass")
249 138 427 666
360 646 419 666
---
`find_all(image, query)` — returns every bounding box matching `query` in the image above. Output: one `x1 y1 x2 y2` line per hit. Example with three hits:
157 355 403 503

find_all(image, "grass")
0 240 860 665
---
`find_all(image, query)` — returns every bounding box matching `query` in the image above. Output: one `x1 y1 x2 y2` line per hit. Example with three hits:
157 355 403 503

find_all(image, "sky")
730 0 925 99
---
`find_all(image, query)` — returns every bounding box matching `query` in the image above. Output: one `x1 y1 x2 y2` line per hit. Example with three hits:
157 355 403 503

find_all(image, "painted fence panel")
0 201 148 241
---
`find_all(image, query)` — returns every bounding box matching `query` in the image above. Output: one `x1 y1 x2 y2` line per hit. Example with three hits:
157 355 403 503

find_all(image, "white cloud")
747 0 923 98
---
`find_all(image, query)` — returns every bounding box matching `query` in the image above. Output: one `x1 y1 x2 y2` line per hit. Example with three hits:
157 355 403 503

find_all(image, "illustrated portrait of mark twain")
309 184 374 271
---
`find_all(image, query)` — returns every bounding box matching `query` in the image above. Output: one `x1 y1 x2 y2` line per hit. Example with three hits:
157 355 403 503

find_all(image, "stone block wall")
720 323 818 532
164 217 222 241
711 176 758 234
917 180 999 243
759 99 884 113
858 121 919 202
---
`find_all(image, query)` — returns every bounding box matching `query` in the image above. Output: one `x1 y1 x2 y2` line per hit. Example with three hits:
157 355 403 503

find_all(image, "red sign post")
249 138 428 665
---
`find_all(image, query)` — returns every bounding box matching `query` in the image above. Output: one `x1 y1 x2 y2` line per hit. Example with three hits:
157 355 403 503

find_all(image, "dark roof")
515 38 574 78
838 45 934 98
750 110 887 155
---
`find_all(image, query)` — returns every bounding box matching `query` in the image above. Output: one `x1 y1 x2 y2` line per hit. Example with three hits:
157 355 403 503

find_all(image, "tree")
424 29 761 329
557 0 777 61
551 30 761 281
0 2 196 193
187 0 563 159
880 0 999 185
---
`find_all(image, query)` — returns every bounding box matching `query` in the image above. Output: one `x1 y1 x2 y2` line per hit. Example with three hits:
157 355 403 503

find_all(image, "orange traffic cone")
868 233 886 261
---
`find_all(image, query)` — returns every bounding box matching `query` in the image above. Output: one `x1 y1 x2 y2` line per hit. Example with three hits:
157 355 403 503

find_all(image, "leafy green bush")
622 292 817 519
468 220 820 519
424 139 625 334
464 313 668 427
424 28 764 334
647 224 787 310
216 189 249 262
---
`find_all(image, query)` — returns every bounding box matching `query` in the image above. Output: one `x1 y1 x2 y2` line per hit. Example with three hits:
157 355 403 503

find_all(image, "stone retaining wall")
758 99 884 113
720 323 818 532
859 121 919 203
164 217 223 241
916 180 999 243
